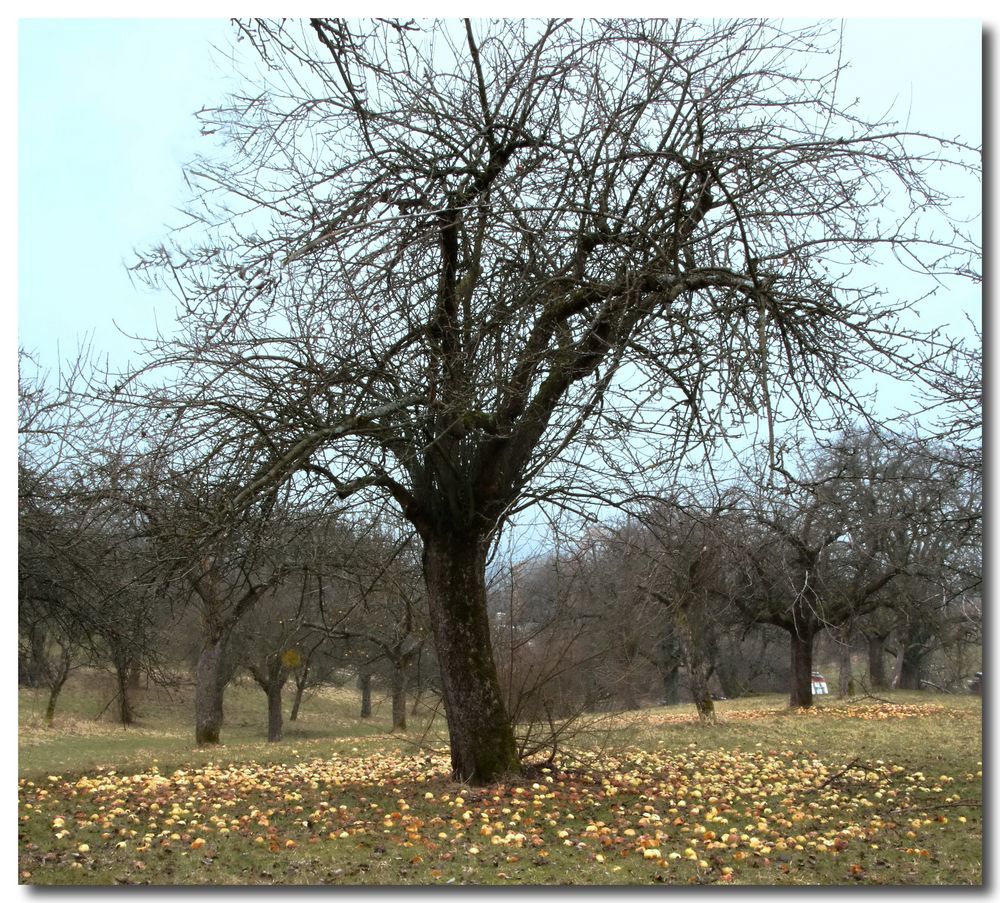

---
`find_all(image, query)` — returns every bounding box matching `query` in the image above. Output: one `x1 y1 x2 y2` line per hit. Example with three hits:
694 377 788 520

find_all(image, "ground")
17 677 982 885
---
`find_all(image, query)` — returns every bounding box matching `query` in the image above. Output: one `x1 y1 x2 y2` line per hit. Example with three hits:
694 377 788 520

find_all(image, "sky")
16 17 983 382
18 19 238 373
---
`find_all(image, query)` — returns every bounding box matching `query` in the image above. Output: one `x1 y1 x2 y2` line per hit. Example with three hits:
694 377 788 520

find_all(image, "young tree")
130 19 978 781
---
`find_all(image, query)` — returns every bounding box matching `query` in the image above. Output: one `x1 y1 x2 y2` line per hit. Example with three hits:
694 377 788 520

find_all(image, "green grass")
18 676 982 886
19 674 441 778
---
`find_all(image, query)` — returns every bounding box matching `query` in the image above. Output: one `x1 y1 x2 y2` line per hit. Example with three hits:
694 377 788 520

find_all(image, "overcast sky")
17 18 982 383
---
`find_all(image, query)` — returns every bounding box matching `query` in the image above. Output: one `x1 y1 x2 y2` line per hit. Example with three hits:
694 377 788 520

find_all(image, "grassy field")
17 675 982 886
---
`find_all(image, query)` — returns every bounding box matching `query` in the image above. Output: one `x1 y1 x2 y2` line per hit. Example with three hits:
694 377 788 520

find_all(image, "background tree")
125 18 979 781
307 524 430 733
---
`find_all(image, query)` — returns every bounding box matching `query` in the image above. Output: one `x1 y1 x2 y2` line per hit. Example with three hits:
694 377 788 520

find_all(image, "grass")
17 674 982 886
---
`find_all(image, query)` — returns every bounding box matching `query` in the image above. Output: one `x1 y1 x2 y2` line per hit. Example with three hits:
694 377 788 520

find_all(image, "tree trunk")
691 678 715 721
358 668 372 718
837 639 853 698
195 632 229 745
410 648 423 716
676 606 714 722
390 656 408 732
44 648 71 726
687 655 715 722
896 649 923 690
867 634 888 689
115 657 137 726
249 657 288 742
289 672 307 722
267 680 284 742
789 629 816 708
423 532 520 784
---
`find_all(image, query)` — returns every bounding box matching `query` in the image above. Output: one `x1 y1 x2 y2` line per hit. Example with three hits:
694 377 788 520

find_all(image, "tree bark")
789 628 817 708
115 656 137 726
195 632 230 745
423 532 520 784
358 668 373 718
249 657 288 742
896 649 923 690
44 647 71 726
410 648 424 716
837 639 853 698
390 657 408 732
867 634 888 689
267 679 284 742
289 671 307 722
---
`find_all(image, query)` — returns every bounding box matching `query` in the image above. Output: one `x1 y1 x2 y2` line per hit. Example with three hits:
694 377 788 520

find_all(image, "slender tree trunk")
837 639 853 698
868 634 888 690
289 670 308 722
423 532 520 784
390 656 408 732
410 648 423 716
44 648 71 726
45 683 64 726
358 668 372 718
789 628 816 708
195 631 229 745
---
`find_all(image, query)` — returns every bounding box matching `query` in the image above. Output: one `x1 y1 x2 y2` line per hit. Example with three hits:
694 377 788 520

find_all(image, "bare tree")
128 18 979 781
307 525 429 732
732 429 975 707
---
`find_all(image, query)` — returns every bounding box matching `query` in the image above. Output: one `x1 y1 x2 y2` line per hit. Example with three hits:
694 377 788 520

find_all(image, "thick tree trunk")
867 634 889 689
423 532 520 784
267 681 284 742
195 633 229 745
896 650 923 690
249 658 288 742
676 607 714 722
687 656 715 722
789 629 816 708
358 669 373 718
115 658 137 726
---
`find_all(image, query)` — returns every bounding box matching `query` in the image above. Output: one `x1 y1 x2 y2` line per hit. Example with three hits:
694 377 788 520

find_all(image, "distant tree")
307 526 429 732
126 446 298 745
18 351 169 726
733 430 974 707
129 18 979 781
233 583 313 742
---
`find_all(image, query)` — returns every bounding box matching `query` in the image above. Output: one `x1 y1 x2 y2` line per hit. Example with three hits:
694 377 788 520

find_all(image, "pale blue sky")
19 18 237 370
18 18 983 380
